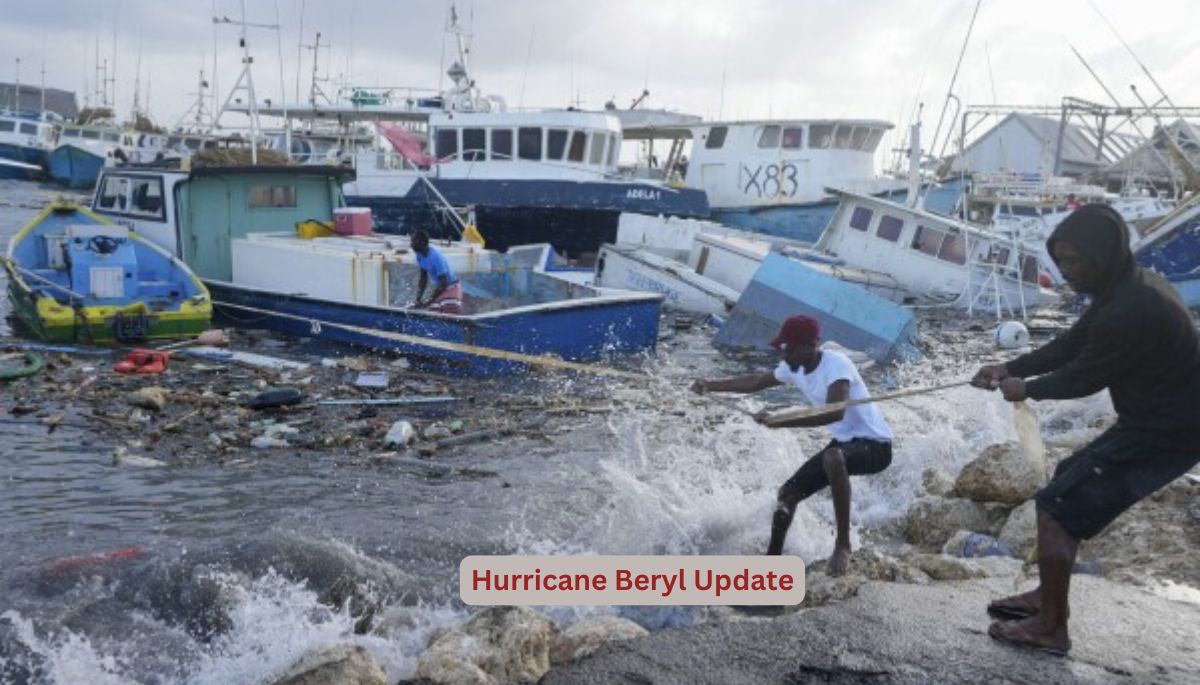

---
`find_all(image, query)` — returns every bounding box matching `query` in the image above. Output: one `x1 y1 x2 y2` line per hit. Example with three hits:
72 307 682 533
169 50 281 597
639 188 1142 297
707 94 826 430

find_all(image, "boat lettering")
626 188 662 202
741 163 799 198
626 271 680 303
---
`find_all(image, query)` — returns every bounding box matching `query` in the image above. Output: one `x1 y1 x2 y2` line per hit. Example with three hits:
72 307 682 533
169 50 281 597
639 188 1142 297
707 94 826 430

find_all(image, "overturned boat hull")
713 253 920 363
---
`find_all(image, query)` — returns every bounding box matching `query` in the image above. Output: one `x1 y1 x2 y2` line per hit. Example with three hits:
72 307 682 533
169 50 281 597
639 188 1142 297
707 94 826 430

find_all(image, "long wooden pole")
762 380 972 427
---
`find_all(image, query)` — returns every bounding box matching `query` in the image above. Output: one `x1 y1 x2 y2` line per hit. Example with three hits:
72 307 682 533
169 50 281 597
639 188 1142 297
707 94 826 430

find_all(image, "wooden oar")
761 380 972 427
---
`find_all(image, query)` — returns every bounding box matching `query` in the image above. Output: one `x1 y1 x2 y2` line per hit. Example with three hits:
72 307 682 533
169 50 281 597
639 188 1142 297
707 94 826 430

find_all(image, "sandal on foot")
988 620 1070 657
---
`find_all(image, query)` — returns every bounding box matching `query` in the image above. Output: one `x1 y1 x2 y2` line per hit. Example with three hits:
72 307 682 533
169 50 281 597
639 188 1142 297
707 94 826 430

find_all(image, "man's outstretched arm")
758 379 850 428
692 372 780 394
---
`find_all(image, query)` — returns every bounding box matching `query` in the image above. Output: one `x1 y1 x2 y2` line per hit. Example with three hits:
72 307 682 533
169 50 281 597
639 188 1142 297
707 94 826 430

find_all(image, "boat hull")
0 143 46 180
347 178 710 256
5 280 210 343
206 280 662 376
1136 209 1200 308
47 145 105 189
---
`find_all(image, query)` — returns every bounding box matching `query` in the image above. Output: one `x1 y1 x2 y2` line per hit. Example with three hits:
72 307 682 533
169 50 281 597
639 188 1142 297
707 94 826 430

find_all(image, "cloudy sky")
1 0 1197 156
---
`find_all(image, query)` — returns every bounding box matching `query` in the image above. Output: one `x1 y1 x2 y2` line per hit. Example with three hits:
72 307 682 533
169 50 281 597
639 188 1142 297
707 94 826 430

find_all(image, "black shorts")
778 438 893 503
1036 428 1199 540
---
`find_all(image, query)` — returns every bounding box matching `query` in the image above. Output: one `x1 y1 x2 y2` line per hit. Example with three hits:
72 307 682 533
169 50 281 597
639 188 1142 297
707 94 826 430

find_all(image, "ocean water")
0 178 1114 683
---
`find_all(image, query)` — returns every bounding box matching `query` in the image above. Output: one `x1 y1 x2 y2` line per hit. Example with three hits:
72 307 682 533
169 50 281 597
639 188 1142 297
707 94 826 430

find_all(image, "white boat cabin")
628 119 898 208
0 109 59 151
359 109 622 182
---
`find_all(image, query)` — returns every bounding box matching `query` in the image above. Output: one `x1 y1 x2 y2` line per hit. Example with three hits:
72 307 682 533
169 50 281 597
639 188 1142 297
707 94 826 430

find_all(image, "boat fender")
246 386 306 410
994 321 1030 350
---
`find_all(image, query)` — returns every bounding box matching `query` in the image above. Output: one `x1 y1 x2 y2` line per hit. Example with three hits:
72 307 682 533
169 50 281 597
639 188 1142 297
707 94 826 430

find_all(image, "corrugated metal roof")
0 83 79 120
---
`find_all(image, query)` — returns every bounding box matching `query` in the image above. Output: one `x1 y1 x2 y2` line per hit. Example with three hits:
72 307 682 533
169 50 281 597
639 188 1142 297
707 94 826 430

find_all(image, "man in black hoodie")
972 203 1200 655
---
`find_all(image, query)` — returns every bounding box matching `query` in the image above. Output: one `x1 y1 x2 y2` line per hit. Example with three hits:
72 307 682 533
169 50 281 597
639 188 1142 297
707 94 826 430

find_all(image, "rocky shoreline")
263 432 1200 685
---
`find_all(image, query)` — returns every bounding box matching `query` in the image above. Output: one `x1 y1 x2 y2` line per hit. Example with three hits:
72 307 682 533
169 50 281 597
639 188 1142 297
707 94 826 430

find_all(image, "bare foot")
827 546 851 577
987 588 1041 620
988 617 1071 656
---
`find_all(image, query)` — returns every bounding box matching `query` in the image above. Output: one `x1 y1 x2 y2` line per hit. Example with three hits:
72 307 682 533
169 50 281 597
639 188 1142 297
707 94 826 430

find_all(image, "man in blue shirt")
411 230 462 314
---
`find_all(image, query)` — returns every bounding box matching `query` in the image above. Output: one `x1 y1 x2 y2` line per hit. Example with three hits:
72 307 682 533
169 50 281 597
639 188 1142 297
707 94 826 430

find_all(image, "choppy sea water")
0 178 1114 683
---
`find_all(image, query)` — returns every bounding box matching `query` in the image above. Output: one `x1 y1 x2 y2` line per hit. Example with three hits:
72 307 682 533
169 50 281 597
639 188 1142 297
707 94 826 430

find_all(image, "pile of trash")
1 329 624 470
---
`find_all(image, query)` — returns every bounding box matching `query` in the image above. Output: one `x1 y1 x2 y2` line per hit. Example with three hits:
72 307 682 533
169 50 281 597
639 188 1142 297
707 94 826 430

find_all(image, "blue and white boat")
90 164 664 376
0 108 59 180
242 6 709 257
623 118 908 244
47 123 124 189
1134 194 1200 308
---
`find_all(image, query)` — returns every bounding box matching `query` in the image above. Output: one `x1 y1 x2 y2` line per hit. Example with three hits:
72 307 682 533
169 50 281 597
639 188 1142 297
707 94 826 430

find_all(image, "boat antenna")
518 25 534 110
39 30 46 116
1087 0 1200 153
274 0 290 156
927 0 983 177
717 36 729 120
295 0 305 111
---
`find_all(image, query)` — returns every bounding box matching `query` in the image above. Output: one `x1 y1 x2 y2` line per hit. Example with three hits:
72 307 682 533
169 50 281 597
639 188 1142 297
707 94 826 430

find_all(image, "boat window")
809 124 833 149
567 130 586 162
850 127 869 150
82 130 100 140
546 129 568 160
103 132 120 142
833 126 853 149
96 175 126 210
849 206 873 231
129 177 164 218
607 135 619 166
248 185 296 208
490 128 512 161
758 125 781 148
589 132 606 165
62 128 79 138
864 128 885 152
705 126 727 149
1010 204 1039 217
1019 253 1039 283
0 121 13 132
937 231 967 265
435 128 458 160
877 215 904 242
983 245 1012 265
19 123 37 135
462 128 486 161
519 127 542 160
911 225 944 256
782 127 804 149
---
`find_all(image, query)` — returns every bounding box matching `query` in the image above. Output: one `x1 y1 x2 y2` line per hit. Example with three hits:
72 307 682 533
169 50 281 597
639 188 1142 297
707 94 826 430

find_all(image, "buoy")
994 321 1030 349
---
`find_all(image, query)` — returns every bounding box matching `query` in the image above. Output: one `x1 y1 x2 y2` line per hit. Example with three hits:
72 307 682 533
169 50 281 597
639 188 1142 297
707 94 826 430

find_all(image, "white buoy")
994 321 1030 349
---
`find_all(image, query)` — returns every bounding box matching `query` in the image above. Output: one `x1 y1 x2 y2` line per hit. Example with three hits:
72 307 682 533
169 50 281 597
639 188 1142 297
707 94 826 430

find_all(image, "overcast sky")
1 0 1197 155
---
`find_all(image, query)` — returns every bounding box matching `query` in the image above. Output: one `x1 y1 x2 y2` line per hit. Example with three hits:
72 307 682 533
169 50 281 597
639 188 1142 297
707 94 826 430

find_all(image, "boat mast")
213 0 281 164
922 0 983 210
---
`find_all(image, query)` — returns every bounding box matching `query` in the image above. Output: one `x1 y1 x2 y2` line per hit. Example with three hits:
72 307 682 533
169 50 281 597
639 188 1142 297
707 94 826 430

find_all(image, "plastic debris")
251 435 290 449
994 321 1030 349
246 387 305 410
125 387 169 412
354 371 390 389
385 421 415 447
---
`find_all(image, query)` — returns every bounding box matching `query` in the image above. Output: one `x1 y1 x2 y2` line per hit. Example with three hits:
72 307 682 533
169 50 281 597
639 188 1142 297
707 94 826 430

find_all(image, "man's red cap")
770 315 821 349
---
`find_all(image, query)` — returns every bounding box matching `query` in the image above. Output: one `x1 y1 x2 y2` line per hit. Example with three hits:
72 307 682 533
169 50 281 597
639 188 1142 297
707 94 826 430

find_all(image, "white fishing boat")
622 118 908 243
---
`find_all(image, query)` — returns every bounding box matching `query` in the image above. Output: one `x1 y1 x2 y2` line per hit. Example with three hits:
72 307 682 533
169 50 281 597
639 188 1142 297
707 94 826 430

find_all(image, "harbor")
3 1 1200 683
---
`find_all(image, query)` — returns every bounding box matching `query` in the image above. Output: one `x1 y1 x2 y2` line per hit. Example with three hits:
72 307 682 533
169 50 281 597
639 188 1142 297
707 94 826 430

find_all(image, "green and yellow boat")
3 200 211 343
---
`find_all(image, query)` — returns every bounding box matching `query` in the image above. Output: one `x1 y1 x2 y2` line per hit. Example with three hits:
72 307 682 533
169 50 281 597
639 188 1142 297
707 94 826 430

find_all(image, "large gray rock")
415 606 558 685
268 644 387 685
803 549 928 608
998 499 1039 559
920 467 955 497
953 442 1043 505
902 496 1010 551
542 576 1200 685
909 554 1023 581
550 616 648 665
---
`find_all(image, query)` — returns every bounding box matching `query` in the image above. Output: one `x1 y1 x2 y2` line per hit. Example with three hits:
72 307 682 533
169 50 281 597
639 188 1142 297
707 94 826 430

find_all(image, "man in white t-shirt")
692 315 894 576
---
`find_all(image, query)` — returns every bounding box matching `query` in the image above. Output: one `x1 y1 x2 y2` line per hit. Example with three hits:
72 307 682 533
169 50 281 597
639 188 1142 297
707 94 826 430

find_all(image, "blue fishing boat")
3 199 212 343
90 164 664 376
713 253 921 363
1135 195 1200 308
47 142 109 189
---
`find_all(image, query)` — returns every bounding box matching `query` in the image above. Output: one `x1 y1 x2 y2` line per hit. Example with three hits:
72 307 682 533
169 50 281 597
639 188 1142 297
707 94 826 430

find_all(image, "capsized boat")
3 200 211 343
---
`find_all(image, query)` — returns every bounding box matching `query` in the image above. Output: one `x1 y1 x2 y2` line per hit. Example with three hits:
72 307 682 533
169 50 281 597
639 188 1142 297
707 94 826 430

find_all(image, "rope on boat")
215 300 647 380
